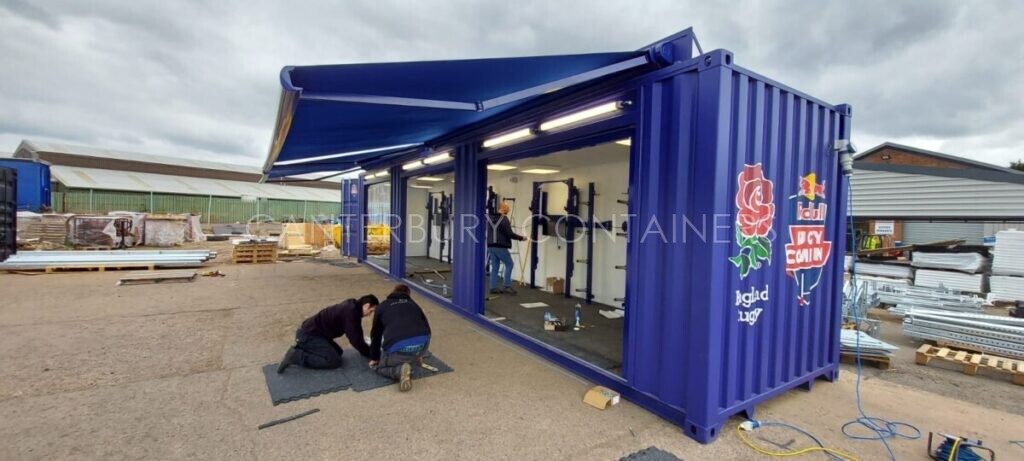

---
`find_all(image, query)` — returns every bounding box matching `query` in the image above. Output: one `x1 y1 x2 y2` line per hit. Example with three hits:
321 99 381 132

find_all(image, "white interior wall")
405 175 455 261
488 143 629 307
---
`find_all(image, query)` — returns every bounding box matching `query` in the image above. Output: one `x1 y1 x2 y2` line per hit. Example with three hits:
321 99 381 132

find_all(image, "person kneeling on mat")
276 294 380 373
368 284 432 392
487 201 526 295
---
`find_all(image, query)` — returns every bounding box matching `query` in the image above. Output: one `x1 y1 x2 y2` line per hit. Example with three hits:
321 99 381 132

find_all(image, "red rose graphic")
735 164 775 238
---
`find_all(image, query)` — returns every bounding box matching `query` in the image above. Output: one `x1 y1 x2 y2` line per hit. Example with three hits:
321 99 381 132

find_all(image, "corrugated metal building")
851 143 1024 244
12 140 340 223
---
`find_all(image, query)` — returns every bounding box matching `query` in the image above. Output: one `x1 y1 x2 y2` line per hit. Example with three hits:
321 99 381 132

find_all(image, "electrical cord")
841 179 921 460
736 421 858 461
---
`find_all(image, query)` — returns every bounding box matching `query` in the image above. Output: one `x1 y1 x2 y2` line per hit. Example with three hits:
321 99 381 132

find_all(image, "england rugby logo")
729 163 775 279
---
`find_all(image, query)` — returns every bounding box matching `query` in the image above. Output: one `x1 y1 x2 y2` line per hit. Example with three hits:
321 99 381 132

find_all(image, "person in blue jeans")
487 202 526 295
368 284 431 391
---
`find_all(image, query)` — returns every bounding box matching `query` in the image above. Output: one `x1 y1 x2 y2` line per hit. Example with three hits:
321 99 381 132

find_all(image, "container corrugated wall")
630 50 849 441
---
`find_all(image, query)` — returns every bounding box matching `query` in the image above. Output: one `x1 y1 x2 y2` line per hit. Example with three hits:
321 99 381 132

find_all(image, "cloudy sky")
1 0 1022 169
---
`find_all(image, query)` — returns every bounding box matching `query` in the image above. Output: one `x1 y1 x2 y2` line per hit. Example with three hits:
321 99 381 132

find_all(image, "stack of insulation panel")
914 269 987 294
903 309 1024 359
911 252 987 273
989 230 1024 303
853 262 913 280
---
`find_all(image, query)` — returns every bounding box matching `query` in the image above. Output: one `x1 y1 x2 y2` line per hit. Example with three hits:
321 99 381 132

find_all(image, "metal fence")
52 189 340 224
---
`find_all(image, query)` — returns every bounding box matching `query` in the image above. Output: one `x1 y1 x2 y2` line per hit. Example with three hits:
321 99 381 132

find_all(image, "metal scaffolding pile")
0 250 217 271
840 329 898 359
903 309 1024 359
877 285 985 316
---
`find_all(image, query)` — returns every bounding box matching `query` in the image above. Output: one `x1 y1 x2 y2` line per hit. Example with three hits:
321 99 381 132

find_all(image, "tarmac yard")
1 253 1022 460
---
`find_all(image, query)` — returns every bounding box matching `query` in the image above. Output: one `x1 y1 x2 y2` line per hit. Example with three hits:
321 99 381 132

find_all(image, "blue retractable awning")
262 27 701 177
263 52 652 176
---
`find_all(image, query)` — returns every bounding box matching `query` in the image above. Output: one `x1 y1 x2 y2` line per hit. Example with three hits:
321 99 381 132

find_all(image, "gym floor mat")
619 447 681 461
261 363 353 405
339 350 454 392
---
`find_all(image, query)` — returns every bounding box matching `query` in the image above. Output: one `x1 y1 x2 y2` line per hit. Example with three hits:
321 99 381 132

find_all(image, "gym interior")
484 140 629 375
403 170 455 299
365 180 391 270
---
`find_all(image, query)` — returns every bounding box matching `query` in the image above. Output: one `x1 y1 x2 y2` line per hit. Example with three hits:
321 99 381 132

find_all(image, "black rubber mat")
261 363 353 405
339 350 454 392
619 447 681 461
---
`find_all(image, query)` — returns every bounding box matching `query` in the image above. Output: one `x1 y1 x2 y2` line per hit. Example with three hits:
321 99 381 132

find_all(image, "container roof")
262 28 701 177
50 165 339 202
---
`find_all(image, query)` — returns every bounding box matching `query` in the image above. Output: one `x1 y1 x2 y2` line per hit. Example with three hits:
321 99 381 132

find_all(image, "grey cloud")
0 0 1020 168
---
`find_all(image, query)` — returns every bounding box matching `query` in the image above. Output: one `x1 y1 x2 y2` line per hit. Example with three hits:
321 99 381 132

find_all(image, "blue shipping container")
265 28 851 444
0 158 51 212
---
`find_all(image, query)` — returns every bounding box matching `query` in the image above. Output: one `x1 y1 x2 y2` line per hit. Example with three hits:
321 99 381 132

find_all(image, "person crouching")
277 294 379 373
368 284 432 391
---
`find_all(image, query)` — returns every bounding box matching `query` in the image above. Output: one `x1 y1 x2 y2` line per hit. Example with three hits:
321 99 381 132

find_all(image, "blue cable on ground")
841 179 921 460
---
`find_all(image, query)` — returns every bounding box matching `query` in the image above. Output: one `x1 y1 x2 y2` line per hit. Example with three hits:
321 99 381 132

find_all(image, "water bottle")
574 302 582 330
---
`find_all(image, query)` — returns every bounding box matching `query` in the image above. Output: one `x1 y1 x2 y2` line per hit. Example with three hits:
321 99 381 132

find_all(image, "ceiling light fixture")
402 160 425 171
422 151 453 165
539 101 622 132
409 184 432 189
615 139 631 146
521 166 561 175
482 128 533 149
487 164 517 171
417 176 444 182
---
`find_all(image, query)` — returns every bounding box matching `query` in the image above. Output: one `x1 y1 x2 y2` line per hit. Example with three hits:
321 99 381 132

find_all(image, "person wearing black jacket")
487 202 526 295
276 294 379 373
368 284 431 392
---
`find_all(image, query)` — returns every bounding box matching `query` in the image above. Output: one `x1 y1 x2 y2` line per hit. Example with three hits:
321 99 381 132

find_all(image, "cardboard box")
546 277 565 294
583 386 620 410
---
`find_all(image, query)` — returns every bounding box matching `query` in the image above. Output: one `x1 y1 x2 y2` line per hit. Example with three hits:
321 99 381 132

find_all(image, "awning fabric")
264 51 651 176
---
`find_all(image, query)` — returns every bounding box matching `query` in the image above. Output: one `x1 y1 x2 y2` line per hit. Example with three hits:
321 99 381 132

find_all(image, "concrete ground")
1 248 1022 460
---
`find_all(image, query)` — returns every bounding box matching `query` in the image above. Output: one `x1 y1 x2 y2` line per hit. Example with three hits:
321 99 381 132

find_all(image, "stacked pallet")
903 309 1024 359
989 230 1024 303
232 242 278 264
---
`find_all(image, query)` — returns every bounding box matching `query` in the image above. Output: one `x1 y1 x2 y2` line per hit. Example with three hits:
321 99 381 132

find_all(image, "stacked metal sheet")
903 309 1024 358
840 329 898 359
853 262 913 280
914 269 987 294
911 252 987 273
988 276 1024 304
0 249 217 270
992 230 1024 276
877 285 985 316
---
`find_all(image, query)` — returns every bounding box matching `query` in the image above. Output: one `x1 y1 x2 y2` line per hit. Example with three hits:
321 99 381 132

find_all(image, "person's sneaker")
276 347 301 374
399 362 413 392
489 288 503 295
502 286 517 295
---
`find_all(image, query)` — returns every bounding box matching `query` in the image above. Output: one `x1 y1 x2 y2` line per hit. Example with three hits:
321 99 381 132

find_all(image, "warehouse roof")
50 165 339 202
17 139 262 175
855 142 1024 185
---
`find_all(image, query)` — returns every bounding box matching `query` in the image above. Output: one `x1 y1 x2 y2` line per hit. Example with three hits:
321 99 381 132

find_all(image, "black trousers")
294 328 344 369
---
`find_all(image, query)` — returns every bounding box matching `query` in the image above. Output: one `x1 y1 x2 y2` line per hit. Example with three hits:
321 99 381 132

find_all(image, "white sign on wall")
873 221 895 235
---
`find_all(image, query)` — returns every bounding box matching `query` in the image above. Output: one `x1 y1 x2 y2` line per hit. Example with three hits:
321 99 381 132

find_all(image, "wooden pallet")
117 269 197 285
232 243 278 264
915 344 1024 386
840 353 893 370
